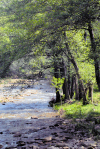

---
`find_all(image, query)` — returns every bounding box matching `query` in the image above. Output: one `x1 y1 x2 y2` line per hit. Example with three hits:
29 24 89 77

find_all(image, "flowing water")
0 79 59 148
0 79 57 119
0 79 98 149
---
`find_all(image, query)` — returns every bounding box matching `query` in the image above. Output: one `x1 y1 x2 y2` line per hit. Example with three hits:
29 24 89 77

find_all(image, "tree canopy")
0 0 100 104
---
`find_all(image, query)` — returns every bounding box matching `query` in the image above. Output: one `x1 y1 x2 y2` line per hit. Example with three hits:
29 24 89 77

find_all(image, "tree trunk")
89 84 93 103
0 61 13 78
62 78 69 102
54 63 61 103
88 23 100 91
75 75 79 100
95 62 100 91
79 80 87 105
70 74 75 99
64 43 87 105
62 57 70 102
0 50 19 78
56 88 60 103
68 59 71 97
79 81 83 100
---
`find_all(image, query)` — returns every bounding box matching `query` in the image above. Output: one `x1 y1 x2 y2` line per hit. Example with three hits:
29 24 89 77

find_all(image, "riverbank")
0 78 100 148
1 117 100 148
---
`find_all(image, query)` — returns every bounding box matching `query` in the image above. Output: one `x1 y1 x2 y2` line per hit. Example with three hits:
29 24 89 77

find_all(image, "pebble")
13 132 21 137
0 145 3 149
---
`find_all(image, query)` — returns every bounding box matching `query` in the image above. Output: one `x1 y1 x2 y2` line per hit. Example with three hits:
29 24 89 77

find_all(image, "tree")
0 0 99 104
66 0 100 90
0 0 35 77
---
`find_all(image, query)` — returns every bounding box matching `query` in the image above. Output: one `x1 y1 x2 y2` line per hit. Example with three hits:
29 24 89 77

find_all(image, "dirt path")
0 79 100 149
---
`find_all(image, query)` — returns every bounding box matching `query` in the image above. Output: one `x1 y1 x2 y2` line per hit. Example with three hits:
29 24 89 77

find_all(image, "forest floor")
0 78 100 149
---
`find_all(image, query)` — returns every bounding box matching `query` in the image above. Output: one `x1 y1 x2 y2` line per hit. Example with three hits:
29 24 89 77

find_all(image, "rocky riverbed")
0 79 100 149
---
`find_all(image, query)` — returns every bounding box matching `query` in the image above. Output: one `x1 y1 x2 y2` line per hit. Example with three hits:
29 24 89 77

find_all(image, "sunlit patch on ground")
39 112 59 118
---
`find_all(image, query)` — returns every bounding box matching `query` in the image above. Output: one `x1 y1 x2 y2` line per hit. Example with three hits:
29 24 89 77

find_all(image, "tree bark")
62 57 70 102
54 63 61 103
88 23 100 91
0 50 19 78
64 43 87 105
75 75 79 100
70 74 75 99
68 59 71 96
56 88 60 103
62 78 69 102
79 81 83 100
89 84 93 103
0 58 14 78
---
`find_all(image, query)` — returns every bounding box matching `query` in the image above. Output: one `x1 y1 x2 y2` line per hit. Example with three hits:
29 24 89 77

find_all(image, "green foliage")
93 91 100 104
51 76 65 105
51 76 65 91
79 62 96 85
0 0 99 92
54 100 100 119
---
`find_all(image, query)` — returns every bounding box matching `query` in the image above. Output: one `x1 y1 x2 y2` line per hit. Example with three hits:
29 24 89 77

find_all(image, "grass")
93 91 100 104
0 78 100 119
54 101 100 119
54 88 100 119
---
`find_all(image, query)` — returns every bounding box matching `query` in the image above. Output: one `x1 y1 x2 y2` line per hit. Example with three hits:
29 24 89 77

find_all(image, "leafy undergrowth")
54 94 100 119
93 91 100 104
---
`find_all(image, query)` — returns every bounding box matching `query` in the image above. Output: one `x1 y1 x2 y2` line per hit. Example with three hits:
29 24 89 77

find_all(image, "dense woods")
0 0 100 105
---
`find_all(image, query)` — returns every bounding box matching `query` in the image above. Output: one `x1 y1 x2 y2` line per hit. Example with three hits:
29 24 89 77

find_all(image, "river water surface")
0 79 60 148
0 79 57 119
0 79 99 149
